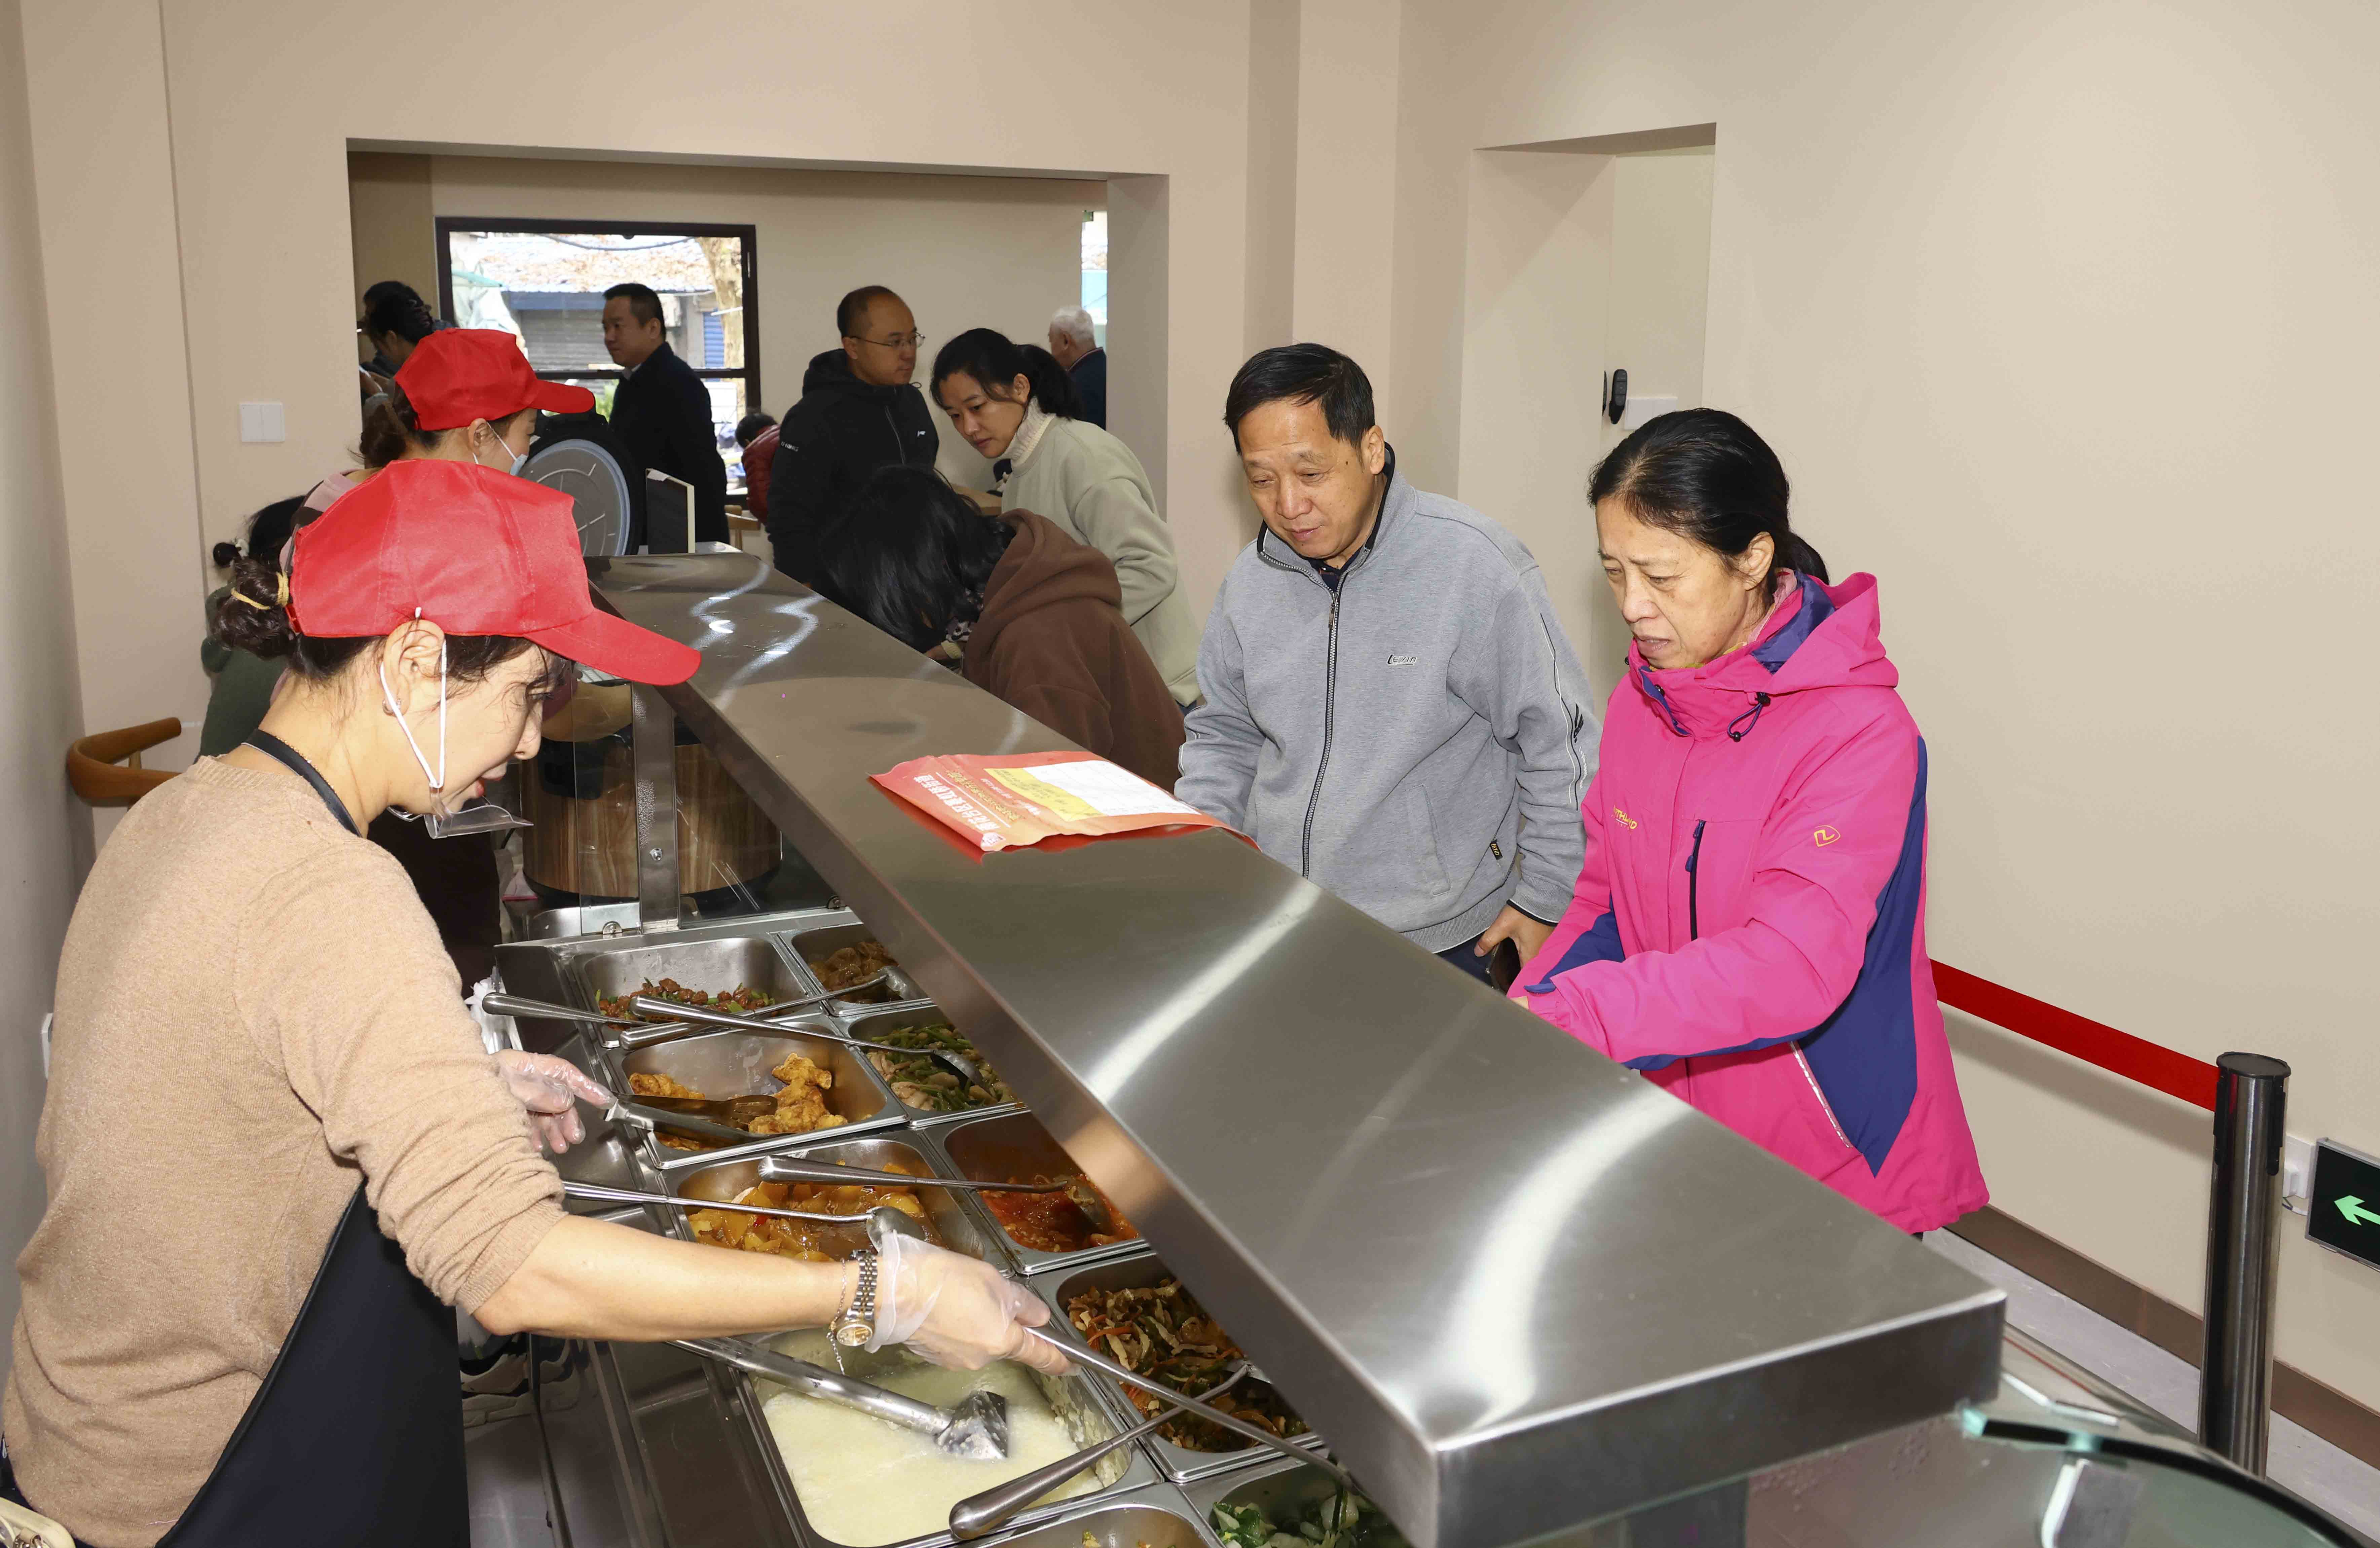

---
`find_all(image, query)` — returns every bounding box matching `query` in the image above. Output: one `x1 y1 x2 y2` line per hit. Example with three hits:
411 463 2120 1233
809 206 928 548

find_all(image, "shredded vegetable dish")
686 1160 936 1259
982 1175 1137 1254
866 1022 1012 1113
1062 1278 1308 1450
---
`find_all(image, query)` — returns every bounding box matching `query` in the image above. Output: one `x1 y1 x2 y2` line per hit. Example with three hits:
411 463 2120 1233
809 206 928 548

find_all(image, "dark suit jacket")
608 342 727 544
1068 348 1108 428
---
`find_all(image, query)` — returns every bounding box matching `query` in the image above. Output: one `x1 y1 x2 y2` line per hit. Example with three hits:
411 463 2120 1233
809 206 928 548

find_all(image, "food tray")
838 1005 1025 1128
783 919 931 1005
617 1019 907 1172
566 928 816 1017
1032 1253 1328 1484
1178 1459 1396 1548
992 1484 1224 1548
660 1133 1004 1266
916 1111 1142 1276
724 1316 1162 1548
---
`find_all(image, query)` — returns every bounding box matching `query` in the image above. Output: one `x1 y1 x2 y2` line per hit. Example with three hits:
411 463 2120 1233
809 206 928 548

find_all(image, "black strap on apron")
244 731 361 836
156 1185 463 1546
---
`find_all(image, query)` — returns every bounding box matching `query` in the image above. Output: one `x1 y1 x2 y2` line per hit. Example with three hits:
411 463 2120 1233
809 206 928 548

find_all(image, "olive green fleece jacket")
998 415 1201 704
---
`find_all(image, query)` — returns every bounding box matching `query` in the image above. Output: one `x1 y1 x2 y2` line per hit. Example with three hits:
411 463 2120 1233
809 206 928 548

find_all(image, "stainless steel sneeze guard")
588 553 2008 1548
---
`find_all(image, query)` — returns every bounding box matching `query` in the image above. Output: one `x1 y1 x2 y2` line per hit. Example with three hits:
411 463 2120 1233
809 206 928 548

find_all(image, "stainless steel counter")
574 551 2006 1548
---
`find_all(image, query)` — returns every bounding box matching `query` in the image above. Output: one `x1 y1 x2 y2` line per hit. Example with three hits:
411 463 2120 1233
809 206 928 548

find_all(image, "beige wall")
0 0 92 1372
1396 0 2380 1406
346 153 1100 495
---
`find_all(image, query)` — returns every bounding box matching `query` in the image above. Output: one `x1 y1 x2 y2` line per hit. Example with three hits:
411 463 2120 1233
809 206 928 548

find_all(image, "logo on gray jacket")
1388 653 1419 667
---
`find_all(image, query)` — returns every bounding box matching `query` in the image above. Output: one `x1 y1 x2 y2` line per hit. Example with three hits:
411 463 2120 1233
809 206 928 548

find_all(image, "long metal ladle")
949 1365 1251 1538
674 1336 1011 1461
627 994 988 1092
482 984 888 1051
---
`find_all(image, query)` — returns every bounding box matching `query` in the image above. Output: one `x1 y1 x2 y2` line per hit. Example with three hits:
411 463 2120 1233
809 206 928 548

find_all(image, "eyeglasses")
846 331 926 350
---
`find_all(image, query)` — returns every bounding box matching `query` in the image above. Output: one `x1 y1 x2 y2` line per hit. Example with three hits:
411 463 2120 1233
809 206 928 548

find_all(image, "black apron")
152 735 467 1544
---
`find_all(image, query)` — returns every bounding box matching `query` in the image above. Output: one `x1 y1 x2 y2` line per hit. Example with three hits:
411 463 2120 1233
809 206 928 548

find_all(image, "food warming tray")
916 1111 1142 1276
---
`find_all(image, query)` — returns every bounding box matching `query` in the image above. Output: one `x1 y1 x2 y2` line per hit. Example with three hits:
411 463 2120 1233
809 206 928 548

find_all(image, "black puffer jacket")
766 349 939 587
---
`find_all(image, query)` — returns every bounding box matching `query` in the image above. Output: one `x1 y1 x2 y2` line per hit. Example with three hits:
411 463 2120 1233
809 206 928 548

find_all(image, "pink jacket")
1515 573 1987 1232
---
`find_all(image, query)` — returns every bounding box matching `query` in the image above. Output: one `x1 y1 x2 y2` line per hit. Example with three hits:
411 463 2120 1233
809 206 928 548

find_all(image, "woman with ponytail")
1512 408 1987 1234
931 328 1201 705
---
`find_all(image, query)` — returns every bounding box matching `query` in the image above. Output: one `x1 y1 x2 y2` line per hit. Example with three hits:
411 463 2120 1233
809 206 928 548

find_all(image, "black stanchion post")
2199 1051 2290 1473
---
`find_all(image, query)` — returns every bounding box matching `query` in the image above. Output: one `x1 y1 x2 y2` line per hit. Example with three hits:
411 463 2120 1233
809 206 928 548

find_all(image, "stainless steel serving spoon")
948 1364 1251 1538
560 1179 924 1250
481 984 889 1051
746 1154 1121 1239
673 1335 1011 1461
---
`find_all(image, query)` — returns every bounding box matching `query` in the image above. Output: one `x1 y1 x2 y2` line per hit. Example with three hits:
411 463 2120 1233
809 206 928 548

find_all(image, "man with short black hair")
1048 305 1106 428
766 285 939 588
603 281 728 544
1180 343 1597 981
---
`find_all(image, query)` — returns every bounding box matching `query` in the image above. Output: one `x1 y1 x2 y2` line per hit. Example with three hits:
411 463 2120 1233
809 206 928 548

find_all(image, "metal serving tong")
674 1336 1012 1461
949 1365 1252 1538
1020 1327 1353 1485
741 1154 1121 1238
481 979 894 1051
626 994 988 1092
560 1180 923 1250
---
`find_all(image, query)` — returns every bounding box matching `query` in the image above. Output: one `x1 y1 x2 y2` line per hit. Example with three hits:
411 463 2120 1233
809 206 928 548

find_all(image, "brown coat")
964 510 1184 790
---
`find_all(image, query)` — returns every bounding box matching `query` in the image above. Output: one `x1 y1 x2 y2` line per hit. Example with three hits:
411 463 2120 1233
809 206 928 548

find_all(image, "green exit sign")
2308 1140 2380 1271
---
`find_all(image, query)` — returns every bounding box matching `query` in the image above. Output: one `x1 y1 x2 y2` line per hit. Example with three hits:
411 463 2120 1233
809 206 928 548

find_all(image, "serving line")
582 552 2007 1548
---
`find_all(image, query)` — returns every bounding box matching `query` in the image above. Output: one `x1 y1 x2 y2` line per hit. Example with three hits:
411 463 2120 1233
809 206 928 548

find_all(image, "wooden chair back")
67 716 183 805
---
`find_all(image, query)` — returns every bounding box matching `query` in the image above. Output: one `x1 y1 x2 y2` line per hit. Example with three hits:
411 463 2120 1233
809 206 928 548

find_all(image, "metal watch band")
831 1248 879 1347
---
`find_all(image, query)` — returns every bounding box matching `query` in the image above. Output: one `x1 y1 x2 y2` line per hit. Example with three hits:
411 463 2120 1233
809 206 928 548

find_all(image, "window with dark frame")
434 216 761 487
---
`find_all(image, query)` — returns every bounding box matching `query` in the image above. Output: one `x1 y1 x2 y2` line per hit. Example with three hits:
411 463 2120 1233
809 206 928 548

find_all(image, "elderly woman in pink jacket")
1515 409 1987 1233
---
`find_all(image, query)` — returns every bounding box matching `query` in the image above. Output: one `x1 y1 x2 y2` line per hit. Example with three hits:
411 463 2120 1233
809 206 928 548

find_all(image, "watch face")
833 1320 872 1348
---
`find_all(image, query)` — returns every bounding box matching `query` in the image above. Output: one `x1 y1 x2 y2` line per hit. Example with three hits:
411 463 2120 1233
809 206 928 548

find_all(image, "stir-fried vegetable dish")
1062 1277 1308 1450
866 1022 1012 1112
982 1175 1137 1254
1211 1490 1397 1548
686 1159 935 1259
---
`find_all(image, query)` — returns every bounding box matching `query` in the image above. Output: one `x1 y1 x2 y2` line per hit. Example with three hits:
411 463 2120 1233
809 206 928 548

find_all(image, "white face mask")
380 634 534 839
476 430 528 476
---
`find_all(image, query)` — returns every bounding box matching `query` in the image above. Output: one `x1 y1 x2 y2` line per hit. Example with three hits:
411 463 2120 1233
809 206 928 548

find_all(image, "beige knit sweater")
3 759 564 1547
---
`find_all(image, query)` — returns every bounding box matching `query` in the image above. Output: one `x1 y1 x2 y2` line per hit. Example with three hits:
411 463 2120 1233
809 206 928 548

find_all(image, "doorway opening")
1457 125 1716 702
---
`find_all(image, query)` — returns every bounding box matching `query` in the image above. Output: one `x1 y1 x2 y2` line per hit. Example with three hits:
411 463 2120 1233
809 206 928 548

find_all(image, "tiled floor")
1929 1230 2380 1543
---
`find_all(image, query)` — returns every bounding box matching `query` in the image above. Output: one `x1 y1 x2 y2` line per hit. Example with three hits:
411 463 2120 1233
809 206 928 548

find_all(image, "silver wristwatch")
830 1248 880 1348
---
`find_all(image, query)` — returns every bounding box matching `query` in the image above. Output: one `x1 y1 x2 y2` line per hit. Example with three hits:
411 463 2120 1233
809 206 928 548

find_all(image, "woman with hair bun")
2 462 1064 1547
931 328 1200 706
1513 408 1987 1234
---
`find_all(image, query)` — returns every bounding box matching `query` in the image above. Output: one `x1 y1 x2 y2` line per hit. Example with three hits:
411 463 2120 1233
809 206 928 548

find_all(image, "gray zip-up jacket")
1179 468 1597 952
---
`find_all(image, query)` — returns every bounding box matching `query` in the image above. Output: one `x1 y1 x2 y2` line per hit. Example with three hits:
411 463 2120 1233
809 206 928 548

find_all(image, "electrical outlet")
2283 1132 2315 1216
40 1010 53 1079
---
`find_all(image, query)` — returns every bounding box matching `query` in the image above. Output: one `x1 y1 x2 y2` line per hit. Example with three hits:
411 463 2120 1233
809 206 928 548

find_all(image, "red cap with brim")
397 328 597 430
294 460 700 686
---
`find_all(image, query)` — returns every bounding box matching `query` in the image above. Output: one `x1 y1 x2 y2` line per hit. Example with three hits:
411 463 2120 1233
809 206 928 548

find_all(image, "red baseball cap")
292 460 700 685
395 329 595 430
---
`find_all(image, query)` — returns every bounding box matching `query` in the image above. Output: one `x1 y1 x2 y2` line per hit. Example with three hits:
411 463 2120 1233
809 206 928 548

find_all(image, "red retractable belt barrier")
1933 962 2221 1111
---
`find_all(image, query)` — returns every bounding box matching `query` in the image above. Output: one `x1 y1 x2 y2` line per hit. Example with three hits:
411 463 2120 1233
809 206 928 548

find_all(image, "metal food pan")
916 1111 1143 1276
1034 1253 1327 1484
993 1485 1223 1548
567 930 813 1017
1178 1459 1402 1548
783 920 930 1005
620 1021 906 1172
661 1133 1001 1266
728 1304 1160 1548
839 1006 1024 1128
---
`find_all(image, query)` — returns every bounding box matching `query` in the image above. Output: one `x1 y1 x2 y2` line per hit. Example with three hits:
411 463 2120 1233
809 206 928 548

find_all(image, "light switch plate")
238 401 287 443
2283 1132 2315 1215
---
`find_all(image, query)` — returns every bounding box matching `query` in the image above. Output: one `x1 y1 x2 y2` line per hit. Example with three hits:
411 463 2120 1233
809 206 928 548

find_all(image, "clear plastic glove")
868 1234 1069 1374
493 1049 614 1155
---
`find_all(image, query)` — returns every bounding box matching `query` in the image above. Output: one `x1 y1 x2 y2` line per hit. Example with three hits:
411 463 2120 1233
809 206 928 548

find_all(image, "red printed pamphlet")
871 752 1225 851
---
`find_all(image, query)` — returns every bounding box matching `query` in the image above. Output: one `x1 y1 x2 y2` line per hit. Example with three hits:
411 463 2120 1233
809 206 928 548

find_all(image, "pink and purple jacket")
1514 573 1987 1232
